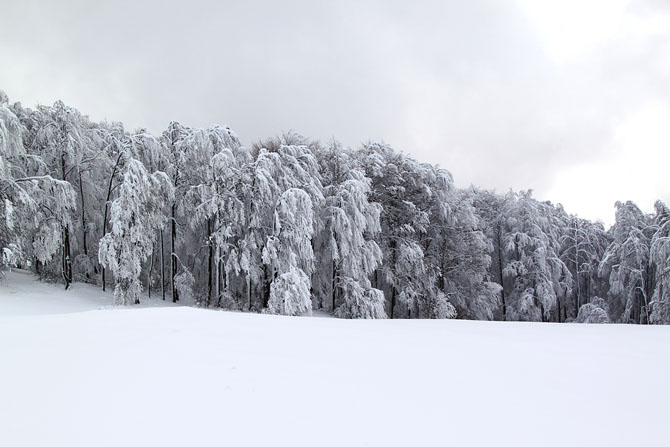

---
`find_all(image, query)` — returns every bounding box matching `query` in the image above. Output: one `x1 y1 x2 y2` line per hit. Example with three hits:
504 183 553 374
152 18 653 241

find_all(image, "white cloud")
516 0 631 64
545 101 670 224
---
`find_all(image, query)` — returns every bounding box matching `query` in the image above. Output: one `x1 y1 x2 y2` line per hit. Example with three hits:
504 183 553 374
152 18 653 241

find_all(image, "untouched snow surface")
1 270 669 447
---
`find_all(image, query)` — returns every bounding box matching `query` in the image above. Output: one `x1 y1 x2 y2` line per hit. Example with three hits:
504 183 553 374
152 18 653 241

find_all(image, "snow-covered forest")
1 90 669 324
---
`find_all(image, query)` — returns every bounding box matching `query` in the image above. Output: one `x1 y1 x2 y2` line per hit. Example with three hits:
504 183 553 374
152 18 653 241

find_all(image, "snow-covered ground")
1 270 669 447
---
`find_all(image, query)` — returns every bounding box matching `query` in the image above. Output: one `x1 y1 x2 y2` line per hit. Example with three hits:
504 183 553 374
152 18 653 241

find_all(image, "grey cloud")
1 0 668 219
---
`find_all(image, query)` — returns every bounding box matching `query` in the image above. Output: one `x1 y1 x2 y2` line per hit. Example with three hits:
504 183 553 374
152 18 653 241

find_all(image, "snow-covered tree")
501 191 571 321
26 100 103 287
435 188 500 320
243 148 283 309
357 143 431 318
313 141 385 318
575 297 610 324
98 157 173 305
559 215 610 321
599 201 654 323
266 268 312 316
5 89 670 326
328 172 385 318
263 188 315 316
187 125 248 307
0 95 76 275
161 121 190 302
650 201 670 323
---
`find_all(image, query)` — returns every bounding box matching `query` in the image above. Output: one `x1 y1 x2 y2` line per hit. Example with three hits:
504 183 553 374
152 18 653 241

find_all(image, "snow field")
1 270 669 446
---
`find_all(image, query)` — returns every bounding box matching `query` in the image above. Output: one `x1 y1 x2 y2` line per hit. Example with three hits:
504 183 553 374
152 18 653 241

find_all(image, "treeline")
0 91 668 323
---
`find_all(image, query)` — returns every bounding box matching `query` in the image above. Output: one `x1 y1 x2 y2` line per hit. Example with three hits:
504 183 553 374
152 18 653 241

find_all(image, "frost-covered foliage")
334 277 386 319
0 96 77 275
263 188 315 315
599 201 654 323
314 142 386 318
433 188 499 320
266 267 312 316
98 157 173 305
356 143 461 319
174 269 195 304
650 201 670 324
575 297 610 323
559 215 609 321
3 91 670 324
500 191 572 321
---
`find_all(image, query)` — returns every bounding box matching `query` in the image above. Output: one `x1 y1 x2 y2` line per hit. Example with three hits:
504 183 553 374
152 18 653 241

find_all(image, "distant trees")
1 90 669 324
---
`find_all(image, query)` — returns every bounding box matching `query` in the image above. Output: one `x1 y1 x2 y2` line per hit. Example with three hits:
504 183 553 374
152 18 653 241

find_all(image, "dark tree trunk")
389 239 397 319
331 259 337 313
247 275 252 312
160 230 165 300
147 244 154 299
62 226 72 289
207 219 213 307
171 204 178 303
61 154 72 290
218 250 224 307
262 264 270 308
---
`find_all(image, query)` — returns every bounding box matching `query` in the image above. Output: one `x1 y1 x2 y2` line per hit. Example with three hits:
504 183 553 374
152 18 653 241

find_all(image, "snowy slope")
0 269 174 315
1 270 669 447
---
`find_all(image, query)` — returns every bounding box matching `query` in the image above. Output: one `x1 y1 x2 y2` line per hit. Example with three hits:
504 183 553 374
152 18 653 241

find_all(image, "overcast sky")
1 0 668 225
